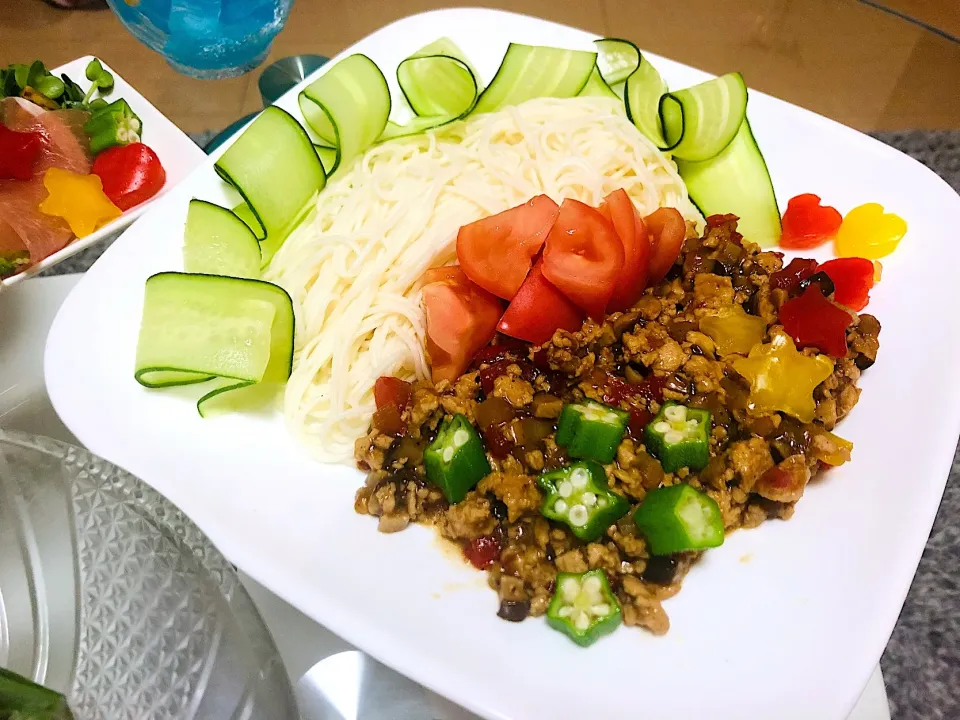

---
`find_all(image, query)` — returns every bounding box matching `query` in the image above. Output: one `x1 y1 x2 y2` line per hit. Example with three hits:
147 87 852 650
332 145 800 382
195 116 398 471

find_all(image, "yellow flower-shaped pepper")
835 203 906 260
39 167 122 238
732 332 834 423
700 306 767 356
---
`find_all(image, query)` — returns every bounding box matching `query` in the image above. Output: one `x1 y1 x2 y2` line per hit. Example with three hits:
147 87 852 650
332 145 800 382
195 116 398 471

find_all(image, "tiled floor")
1 0 958 135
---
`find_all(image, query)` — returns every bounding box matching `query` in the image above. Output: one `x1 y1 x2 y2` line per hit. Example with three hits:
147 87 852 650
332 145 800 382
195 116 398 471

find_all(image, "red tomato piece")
816 257 875 311
599 189 651 312
497 262 584 344
644 207 686 284
422 269 503 383
91 143 166 211
541 199 624 319
456 195 559 300
780 193 842 250
374 376 412 411
779 286 852 358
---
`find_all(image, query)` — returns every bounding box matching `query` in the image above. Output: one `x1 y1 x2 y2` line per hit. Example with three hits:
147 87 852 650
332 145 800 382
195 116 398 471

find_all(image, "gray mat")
42 129 960 720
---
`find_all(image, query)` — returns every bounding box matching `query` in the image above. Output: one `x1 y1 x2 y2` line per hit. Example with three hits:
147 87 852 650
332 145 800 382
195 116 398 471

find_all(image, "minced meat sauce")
354 215 881 635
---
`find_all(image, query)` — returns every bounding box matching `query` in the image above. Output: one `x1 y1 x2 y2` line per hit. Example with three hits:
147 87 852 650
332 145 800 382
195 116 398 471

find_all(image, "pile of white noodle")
264 96 701 463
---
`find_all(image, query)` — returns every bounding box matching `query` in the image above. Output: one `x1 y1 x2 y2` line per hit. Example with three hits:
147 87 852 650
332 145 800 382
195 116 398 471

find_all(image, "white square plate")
1 56 206 287
44 8 960 720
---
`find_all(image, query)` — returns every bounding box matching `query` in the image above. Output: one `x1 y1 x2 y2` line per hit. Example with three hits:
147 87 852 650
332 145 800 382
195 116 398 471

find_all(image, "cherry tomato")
497 262 584 344
422 267 502 383
541 199 624 319
91 143 166 211
598 189 651 312
456 194 559 300
644 207 686 284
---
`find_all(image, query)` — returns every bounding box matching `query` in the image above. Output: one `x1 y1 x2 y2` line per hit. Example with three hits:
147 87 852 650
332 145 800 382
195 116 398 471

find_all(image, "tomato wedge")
497 262 584 344
599 189 651 312
457 195 560 299
422 267 502 383
645 207 686 284
541 199 624 319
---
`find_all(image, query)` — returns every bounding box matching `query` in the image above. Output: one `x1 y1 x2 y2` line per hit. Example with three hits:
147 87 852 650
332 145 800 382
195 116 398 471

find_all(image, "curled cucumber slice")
595 38 640 86
471 43 597 115
183 199 260 279
298 53 392 175
381 38 480 140
595 38 668 148
215 106 325 267
676 119 781 247
625 54 669 148
397 37 479 118
659 72 748 161
134 272 295 414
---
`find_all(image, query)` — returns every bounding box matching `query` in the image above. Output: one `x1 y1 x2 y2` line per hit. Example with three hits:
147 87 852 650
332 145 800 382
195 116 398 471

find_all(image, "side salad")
0 58 166 280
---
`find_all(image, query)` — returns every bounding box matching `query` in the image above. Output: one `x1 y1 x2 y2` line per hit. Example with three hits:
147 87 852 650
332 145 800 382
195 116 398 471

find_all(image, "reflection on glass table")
0 430 298 718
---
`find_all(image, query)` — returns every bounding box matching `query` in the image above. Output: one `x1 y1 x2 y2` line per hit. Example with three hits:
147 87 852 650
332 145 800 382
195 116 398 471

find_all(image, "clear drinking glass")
0 430 299 719
105 0 295 79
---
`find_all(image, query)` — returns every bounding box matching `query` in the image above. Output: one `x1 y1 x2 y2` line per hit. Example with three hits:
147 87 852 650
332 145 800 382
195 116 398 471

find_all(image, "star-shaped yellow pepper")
732 332 834 423
39 167 122 238
700 305 767 356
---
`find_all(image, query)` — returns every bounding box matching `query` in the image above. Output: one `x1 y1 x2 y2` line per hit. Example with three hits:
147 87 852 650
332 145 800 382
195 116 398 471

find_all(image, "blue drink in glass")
106 0 294 79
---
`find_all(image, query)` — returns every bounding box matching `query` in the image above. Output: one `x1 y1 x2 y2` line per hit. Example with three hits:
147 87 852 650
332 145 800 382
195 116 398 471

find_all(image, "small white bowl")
1 55 206 288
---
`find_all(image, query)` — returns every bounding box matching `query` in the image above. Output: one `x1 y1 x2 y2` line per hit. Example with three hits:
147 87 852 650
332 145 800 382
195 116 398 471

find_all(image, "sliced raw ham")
0 97 92 174
0 98 94 269
0 178 74 264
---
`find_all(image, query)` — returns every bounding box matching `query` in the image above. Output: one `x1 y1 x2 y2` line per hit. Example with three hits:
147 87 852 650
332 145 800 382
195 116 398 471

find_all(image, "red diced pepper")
478 358 535 395
91 142 166 211
0 122 45 180
770 257 818 294
464 535 501 569
628 408 654 438
372 376 412 436
779 194 843 250
816 257 875 311
778 286 852 358
469 336 530 368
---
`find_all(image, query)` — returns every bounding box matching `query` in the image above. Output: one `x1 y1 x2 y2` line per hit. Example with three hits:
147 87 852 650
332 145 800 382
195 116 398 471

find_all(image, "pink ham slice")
0 98 92 265
0 179 74 264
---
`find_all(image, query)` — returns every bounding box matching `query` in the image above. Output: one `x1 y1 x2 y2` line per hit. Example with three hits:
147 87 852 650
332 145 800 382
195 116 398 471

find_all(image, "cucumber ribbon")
594 38 779 246
134 273 295 416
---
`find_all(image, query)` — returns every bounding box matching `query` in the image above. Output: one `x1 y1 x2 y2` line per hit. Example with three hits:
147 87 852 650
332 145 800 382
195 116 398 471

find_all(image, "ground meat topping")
354 216 880 640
